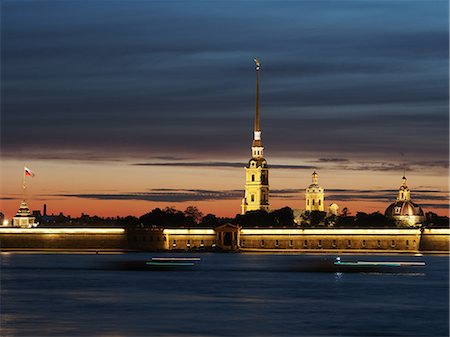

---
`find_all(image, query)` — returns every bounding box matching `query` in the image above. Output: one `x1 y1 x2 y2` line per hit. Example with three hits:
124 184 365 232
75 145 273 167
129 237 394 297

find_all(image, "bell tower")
305 171 324 212
241 59 269 214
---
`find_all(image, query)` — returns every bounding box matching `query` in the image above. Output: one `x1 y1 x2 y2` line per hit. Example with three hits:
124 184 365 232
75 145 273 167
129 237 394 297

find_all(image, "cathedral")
241 59 269 214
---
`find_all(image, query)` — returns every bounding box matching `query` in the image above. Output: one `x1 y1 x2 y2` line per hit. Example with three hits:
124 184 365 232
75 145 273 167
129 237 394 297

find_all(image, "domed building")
385 176 425 227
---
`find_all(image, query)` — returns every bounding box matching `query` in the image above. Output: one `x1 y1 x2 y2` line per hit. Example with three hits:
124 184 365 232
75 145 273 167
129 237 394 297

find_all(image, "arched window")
319 199 321 205
251 194 255 202
251 174 255 182
312 200 315 205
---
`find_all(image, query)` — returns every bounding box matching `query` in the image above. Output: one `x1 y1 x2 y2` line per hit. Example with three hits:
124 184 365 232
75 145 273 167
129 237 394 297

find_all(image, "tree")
140 207 187 227
425 212 450 228
184 206 203 224
324 214 338 227
270 207 294 227
235 210 274 227
200 213 219 227
341 207 351 217
300 210 326 227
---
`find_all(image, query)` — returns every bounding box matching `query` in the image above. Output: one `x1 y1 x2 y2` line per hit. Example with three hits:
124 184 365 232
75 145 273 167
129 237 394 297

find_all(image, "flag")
24 167 35 177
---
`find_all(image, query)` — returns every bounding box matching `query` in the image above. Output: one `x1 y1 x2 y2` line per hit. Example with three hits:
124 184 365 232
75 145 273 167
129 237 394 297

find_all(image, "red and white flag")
24 167 35 177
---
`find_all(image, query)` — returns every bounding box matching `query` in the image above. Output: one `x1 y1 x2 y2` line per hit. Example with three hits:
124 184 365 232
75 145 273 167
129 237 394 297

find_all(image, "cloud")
52 188 449 208
133 162 316 170
1 1 447 166
55 189 243 203
313 158 349 163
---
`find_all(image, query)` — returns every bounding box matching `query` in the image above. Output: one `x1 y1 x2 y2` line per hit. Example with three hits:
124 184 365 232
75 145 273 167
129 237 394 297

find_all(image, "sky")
1 0 448 219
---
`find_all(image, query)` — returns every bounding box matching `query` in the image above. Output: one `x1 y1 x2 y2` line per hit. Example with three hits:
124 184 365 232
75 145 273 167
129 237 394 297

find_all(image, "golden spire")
252 58 262 148
312 171 318 185
254 58 260 133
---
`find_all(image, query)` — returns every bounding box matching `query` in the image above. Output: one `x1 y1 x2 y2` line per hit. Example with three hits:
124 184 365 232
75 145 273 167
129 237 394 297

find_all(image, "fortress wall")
163 229 216 250
126 228 166 250
239 229 422 252
0 227 448 252
0 228 128 250
420 229 450 252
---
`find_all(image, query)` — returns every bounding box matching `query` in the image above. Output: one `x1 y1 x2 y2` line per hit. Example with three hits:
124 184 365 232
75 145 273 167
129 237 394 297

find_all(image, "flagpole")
22 164 27 201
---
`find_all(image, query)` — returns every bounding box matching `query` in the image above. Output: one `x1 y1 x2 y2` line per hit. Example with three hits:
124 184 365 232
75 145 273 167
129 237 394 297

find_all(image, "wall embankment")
0 227 448 253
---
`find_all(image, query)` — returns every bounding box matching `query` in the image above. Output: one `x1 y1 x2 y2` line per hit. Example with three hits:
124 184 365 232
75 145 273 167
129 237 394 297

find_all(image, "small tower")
397 176 411 201
305 171 324 212
241 59 269 214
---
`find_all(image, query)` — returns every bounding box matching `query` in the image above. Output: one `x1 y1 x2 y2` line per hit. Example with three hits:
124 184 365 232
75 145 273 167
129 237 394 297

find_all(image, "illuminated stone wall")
0 228 128 250
163 229 216 250
0 227 448 252
420 229 450 252
239 229 422 252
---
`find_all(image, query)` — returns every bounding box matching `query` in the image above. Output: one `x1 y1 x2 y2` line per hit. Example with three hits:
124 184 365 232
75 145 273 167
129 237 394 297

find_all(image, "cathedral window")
312 200 315 205
251 174 255 182
251 194 255 202
319 200 321 205
307 200 309 205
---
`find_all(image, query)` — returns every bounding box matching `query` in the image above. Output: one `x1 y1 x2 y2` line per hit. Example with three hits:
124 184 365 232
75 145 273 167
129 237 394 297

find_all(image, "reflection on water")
1 253 448 336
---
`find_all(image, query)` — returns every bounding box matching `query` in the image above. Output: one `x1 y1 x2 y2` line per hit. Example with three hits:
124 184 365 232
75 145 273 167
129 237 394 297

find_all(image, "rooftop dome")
385 200 424 217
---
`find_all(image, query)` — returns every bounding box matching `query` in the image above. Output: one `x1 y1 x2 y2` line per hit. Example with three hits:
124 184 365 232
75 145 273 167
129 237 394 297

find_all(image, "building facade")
241 59 269 214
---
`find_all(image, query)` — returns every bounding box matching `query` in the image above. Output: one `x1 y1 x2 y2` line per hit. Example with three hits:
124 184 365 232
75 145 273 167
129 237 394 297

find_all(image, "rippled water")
1 253 448 336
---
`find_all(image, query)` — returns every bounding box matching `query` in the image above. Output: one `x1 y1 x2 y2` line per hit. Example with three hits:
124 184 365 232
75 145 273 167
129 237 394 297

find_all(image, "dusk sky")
1 0 448 219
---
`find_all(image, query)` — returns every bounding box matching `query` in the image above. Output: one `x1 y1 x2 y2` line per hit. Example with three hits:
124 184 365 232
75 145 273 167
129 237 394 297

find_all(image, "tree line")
36 206 449 229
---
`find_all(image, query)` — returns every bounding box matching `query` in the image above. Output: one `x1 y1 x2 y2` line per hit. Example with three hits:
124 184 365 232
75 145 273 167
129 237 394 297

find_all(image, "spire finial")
254 58 261 133
312 171 318 184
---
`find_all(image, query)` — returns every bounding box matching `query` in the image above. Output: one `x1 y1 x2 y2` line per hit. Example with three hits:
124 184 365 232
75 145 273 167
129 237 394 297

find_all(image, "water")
1 253 448 337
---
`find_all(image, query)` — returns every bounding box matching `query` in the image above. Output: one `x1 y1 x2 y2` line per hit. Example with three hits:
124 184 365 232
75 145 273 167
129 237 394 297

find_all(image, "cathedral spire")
312 171 318 185
252 58 262 149
242 58 269 214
